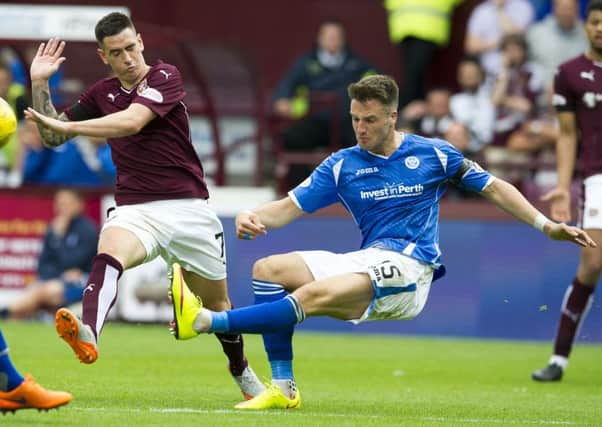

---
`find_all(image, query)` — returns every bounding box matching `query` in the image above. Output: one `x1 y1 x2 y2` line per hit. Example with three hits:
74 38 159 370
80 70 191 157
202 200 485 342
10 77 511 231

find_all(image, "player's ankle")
193 308 213 332
272 378 296 399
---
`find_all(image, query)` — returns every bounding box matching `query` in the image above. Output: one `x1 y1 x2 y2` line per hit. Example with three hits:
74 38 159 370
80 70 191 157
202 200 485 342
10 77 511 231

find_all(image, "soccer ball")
0 97 17 148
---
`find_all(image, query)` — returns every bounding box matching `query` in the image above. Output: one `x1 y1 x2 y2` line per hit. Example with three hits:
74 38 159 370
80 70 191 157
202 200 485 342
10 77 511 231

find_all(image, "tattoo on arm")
32 84 73 147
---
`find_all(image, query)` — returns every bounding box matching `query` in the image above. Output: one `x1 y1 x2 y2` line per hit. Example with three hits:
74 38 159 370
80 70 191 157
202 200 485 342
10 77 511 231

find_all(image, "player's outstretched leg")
0 375 72 414
55 308 98 364
168 263 265 400
234 383 301 410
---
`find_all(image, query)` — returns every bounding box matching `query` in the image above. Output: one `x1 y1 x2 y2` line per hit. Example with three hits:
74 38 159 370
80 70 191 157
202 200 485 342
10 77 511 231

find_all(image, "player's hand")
546 222 597 248
25 107 70 135
235 210 267 240
30 38 66 82
540 187 571 223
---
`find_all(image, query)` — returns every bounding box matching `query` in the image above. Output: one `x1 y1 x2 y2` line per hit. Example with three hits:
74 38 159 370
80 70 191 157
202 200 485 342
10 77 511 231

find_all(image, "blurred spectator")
0 188 98 320
18 120 116 187
527 0 588 88
449 55 495 155
400 87 469 152
10 45 65 106
465 0 535 81
272 19 376 186
486 33 545 182
0 61 28 186
384 0 462 109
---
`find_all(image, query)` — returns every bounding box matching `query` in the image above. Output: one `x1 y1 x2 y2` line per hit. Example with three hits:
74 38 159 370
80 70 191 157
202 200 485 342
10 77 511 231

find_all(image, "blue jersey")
290 133 493 266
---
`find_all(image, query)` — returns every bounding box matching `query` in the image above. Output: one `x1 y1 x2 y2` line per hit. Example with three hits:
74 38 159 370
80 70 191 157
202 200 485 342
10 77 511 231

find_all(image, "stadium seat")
271 92 342 195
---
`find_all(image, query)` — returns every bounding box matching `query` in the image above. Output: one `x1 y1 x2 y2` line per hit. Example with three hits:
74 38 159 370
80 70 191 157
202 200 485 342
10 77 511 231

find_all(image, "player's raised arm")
480 177 596 247
29 38 74 147
235 196 303 240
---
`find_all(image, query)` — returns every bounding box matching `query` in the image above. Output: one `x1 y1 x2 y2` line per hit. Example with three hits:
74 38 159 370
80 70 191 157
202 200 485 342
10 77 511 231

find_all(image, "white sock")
549 355 569 370
273 379 296 399
192 308 212 332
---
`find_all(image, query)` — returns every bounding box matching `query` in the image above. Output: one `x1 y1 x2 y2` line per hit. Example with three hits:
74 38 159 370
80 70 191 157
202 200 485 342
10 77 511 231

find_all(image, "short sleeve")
439 141 493 193
289 155 340 213
552 66 575 113
132 65 186 117
64 82 102 120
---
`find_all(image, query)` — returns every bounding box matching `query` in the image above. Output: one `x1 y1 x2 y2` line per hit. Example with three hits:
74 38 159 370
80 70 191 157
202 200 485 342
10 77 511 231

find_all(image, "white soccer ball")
0 97 17 148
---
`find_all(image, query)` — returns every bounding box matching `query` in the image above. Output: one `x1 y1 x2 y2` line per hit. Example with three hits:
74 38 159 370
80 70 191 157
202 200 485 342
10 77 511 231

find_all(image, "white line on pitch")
70 406 580 425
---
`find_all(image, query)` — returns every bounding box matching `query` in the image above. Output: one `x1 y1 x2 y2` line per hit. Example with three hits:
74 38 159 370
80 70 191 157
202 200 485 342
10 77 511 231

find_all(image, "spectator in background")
400 87 470 153
0 61 28 187
10 45 65 106
449 55 496 156
18 120 116 187
384 0 462 109
527 0 588 88
0 188 98 320
485 33 545 182
465 0 535 82
272 19 376 187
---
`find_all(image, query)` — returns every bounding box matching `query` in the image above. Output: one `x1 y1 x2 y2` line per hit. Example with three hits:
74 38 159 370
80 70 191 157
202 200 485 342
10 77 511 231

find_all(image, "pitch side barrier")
0 187 598 342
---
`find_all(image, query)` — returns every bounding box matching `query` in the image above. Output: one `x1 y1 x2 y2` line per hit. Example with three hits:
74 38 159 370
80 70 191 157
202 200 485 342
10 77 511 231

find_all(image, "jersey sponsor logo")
107 92 120 102
404 156 420 170
159 70 172 79
84 283 96 294
355 166 379 176
580 70 595 82
360 182 424 200
583 92 602 108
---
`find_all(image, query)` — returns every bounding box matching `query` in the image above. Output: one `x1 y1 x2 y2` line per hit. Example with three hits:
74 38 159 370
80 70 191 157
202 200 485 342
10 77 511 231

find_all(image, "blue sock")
0 329 24 392
253 279 294 380
209 295 304 334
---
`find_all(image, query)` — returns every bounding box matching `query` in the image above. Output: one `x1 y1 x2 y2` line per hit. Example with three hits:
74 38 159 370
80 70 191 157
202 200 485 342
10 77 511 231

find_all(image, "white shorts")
298 247 434 323
102 199 226 280
582 174 602 230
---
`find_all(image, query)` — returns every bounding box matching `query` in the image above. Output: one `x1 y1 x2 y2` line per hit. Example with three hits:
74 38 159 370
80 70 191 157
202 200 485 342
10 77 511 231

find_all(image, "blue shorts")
62 276 88 306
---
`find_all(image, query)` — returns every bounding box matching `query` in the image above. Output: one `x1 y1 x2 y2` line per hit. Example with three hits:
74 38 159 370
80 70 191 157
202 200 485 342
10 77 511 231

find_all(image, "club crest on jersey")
137 78 164 103
404 156 420 170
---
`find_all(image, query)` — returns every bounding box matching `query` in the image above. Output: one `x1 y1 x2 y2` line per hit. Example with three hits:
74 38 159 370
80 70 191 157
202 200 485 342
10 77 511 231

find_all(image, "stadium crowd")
0 0 589 196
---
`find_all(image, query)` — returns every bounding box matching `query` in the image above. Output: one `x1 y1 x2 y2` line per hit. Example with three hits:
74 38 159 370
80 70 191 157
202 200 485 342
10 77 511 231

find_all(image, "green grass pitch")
2 322 601 426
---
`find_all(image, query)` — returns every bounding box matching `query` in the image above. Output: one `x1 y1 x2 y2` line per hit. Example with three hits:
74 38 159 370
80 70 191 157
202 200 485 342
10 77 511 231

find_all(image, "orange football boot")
0 375 72 413
55 308 98 364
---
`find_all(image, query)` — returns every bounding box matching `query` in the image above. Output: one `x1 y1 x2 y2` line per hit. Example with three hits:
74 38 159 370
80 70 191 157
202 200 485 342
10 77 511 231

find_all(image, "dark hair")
587 0 602 16
347 75 399 110
500 33 528 52
95 12 135 45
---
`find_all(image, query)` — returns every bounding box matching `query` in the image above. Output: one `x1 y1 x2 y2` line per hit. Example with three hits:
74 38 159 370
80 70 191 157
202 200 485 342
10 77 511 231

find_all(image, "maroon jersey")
553 55 602 178
64 61 209 205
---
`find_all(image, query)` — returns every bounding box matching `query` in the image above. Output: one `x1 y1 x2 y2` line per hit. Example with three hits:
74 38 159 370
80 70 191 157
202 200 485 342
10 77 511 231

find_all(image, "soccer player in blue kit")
170 75 596 409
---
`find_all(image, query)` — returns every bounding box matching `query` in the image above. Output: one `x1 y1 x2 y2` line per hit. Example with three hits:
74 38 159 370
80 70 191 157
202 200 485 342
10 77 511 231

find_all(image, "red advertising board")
0 188 103 290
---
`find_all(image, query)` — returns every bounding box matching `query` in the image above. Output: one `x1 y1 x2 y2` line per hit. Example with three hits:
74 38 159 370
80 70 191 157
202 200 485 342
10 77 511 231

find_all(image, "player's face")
350 99 397 155
585 10 602 55
97 27 147 86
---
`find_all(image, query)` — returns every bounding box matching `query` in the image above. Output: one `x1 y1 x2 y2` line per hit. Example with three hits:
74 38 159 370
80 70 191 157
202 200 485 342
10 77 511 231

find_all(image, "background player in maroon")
25 12 264 400
533 0 602 382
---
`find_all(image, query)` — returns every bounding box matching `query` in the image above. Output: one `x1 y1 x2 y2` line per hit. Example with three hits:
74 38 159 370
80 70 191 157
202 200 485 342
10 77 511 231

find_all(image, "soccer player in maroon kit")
532 0 602 382
25 12 264 399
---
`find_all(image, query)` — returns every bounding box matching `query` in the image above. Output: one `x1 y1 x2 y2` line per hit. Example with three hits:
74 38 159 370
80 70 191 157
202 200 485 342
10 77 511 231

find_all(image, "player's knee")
293 284 332 313
252 255 287 282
